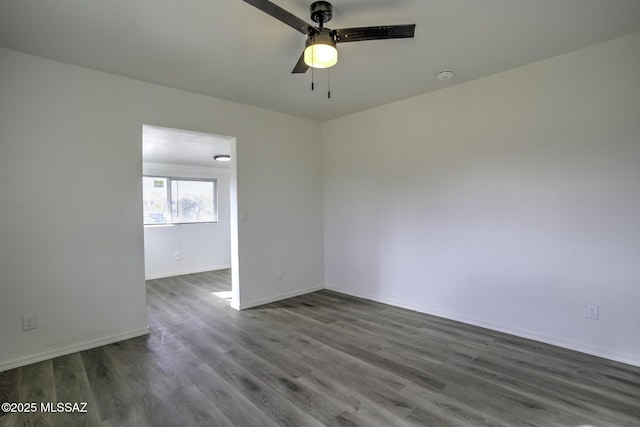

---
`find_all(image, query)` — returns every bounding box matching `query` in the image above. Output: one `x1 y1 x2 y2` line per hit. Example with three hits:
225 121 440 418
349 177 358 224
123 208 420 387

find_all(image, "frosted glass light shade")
304 29 338 69
304 43 338 69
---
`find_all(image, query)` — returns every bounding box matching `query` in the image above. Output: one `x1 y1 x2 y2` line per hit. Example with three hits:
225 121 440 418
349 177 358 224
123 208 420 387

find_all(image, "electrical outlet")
276 269 284 279
586 304 599 320
22 314 36 331
174 251 181 261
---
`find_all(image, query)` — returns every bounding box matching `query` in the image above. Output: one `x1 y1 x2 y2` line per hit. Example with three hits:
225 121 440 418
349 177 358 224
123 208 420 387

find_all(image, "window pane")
142 177 170 224
171 179 216 224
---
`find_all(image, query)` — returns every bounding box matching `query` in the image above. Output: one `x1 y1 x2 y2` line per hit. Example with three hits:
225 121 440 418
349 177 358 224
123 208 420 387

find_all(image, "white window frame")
143 176 218 226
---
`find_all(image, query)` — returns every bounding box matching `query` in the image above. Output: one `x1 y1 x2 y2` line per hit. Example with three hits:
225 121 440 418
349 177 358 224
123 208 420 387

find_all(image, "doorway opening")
141 124 239 309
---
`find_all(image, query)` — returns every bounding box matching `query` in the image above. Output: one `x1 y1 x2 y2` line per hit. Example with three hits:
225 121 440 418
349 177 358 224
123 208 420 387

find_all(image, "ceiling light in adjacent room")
213 155 231 162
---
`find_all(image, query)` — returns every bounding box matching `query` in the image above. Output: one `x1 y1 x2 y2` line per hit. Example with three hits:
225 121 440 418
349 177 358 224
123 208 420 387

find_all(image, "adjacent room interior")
141 125 237 303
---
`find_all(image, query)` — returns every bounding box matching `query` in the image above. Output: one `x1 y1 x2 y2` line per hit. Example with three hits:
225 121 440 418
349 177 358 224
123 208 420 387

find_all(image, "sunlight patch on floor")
213 291 233 300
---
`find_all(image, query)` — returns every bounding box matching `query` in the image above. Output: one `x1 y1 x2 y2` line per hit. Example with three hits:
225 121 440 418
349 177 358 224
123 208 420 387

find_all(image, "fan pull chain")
327 68 331 99
311 35 315 91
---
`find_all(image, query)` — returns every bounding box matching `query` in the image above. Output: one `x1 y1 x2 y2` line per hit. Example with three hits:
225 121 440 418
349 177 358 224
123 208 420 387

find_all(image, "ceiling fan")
242 0 416 73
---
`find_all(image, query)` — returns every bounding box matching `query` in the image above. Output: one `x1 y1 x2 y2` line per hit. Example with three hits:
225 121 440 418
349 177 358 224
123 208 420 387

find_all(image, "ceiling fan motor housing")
310 1 333 25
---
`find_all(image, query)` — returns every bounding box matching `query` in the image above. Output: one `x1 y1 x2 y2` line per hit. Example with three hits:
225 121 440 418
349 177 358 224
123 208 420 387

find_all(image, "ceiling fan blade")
292 51 309 74
334 24 415 43
242 0 311 34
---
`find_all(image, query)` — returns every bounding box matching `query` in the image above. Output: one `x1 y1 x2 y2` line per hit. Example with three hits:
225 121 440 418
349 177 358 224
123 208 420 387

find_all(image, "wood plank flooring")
2 269 640 426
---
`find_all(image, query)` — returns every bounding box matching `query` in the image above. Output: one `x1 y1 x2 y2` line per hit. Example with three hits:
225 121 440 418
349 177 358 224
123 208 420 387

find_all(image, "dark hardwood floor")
1 269 639 426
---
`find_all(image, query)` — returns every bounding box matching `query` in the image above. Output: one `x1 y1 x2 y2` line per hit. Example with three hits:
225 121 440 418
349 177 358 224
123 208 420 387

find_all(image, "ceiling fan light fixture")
241 0 415 75
304 30 337 69
213 155 231 162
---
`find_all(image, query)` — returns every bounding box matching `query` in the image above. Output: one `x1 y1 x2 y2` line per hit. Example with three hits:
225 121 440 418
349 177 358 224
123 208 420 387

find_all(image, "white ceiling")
143 125 232 168
1 0 639 122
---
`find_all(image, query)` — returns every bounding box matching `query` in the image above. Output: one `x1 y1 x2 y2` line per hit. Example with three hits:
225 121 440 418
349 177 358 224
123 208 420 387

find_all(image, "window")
143 176 217 225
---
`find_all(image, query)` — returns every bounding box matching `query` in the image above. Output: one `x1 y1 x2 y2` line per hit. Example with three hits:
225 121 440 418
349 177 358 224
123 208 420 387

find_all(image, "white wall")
322 32 640 366
0 47 324 371
142 163 231 279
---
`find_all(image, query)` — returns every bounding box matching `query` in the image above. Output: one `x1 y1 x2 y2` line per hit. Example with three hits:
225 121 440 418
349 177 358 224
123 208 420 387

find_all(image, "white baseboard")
325 284 640 368
237 285 324 310
0 327 150 373
145 265 231 280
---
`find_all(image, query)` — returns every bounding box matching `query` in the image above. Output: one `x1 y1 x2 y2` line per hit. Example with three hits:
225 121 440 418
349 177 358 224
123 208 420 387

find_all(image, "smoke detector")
437 69 454 81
